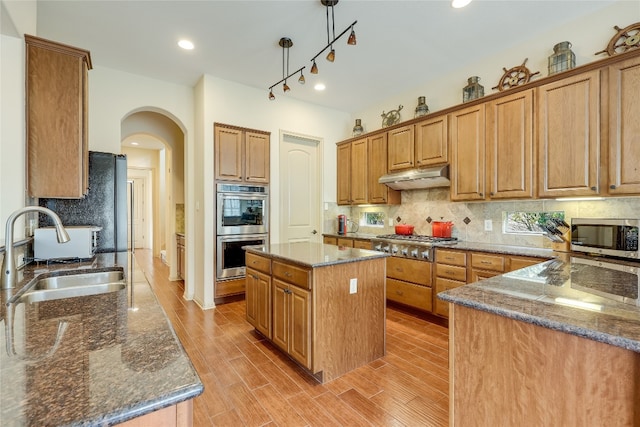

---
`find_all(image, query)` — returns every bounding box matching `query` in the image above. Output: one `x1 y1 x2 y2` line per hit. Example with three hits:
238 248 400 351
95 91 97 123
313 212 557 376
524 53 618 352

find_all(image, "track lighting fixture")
309 0 357 72
267 0 358 100
267 37 305 100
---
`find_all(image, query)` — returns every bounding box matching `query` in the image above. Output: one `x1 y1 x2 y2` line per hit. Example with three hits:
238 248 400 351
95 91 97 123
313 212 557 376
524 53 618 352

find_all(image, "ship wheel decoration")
381 105 403 128
595 22 640 56
492 58 540 92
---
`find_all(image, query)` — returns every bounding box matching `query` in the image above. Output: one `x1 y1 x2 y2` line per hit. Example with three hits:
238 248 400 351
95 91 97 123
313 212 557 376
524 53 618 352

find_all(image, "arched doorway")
120 110 186 283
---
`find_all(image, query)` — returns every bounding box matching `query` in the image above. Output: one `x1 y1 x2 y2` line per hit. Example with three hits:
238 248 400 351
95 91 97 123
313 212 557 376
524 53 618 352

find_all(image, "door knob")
311 230 318 234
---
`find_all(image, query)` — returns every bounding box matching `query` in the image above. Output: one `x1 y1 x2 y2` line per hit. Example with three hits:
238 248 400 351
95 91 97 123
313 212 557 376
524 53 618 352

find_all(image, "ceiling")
32 0 617 113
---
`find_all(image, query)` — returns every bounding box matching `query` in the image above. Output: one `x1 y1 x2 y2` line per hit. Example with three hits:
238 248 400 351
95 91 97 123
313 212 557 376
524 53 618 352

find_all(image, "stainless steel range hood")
378 165 450 190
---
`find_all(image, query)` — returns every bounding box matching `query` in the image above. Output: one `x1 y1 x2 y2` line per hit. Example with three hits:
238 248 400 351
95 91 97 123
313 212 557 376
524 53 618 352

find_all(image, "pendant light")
309 0 357 75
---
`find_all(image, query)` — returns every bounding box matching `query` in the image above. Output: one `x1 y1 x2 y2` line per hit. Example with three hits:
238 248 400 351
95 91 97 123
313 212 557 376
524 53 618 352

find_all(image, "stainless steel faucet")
1 206 70 289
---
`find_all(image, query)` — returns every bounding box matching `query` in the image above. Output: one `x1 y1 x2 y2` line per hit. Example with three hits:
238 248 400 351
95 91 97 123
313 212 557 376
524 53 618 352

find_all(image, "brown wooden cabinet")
386 257 432 312
117 400 193 427
214 124 270 183
368 133 401 204
434 248 467 318
450 103 486 201
607 55 640 195
415 114 448 167
486 89 534 199
537 70 600 198
25 35 92 198
323 236 338 245
336 138 367 205
387 125 415 171
246 253 272 339
176 234 185 279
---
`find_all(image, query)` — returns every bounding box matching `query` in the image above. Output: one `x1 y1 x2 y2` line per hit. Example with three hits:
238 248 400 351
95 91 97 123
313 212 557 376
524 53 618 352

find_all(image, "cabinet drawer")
508 256 545 272
323 236 338 245
436 263 467 282
246 252 271 274
434 277 465 318
273 261 311 290
471 253 505 272
387 257 432 286
353 239 372 250
436 249 467 266
215 278 245 297
386 278 432 311
337 238 354 247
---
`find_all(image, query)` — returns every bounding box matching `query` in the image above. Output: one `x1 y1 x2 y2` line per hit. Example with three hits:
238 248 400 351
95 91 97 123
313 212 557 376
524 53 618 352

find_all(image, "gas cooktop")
374 234 458 244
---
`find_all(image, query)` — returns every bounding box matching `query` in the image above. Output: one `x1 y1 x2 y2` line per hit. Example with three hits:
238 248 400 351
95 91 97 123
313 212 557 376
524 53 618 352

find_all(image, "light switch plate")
484 219 493 231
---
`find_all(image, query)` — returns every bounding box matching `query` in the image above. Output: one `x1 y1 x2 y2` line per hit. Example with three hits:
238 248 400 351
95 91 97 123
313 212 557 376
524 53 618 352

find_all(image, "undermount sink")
11 269 126 304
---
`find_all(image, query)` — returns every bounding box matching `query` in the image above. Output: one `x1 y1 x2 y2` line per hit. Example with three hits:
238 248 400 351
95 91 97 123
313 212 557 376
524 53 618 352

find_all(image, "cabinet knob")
591 186 597 191
489 192 494 196
610 184 617 190
284 271 292 277
478 193 484 197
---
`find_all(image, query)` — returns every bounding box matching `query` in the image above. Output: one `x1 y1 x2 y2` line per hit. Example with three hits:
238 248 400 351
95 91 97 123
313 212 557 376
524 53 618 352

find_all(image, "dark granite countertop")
322 232 378 240
0 252 203 426
438 241 555 259
245 242 388 268
439 254 640 353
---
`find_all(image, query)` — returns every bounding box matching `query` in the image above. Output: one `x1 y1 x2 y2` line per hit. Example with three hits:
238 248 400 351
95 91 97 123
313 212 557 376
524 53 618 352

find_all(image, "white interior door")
127 177 147 249
279 132 321 243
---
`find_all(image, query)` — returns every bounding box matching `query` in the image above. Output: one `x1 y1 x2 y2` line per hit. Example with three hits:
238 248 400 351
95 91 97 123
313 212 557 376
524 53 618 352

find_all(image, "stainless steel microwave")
571 218 640 259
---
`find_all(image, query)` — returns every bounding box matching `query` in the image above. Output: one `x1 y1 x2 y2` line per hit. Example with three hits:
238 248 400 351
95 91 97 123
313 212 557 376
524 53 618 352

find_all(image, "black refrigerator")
39 151 128 253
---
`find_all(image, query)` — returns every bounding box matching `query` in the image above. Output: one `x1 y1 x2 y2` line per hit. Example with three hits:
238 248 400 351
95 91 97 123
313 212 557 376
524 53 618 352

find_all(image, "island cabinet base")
116 399 193 427
449 305 640 426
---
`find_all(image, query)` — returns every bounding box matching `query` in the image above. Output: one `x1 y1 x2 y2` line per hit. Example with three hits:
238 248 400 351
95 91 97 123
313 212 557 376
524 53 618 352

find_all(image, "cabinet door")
215 126 243 181
350 138 368 204
537 70 600 198
434 277 465 318
387 257 431 286
26 36 90 198
247 268 272 338
271 279 289 352
289 285 312 369
337 142 352 205
368 133 397 204
415 115 448 167
388 125 415 171
245 131 270 183
486 89 534 199
178 245 185 279
450 104 486 201
608 56 640 195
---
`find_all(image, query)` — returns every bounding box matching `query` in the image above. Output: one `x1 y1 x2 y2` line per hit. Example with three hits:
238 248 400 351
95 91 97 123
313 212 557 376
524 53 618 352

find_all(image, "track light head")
326 48 335 62
283 81 290 92
311 60 318 74
298 72 305 84
347 27 356 45
269 90 275 100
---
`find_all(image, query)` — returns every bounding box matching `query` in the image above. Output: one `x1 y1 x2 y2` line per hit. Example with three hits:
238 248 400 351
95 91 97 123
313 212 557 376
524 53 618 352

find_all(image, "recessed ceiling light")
451 0 472 8
130 141 139 146
314 83 326 91
178 39 194 50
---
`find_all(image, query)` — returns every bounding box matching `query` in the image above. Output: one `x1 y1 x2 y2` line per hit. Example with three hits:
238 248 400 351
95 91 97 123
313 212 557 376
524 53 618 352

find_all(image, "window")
361 212 385 227
503 211 565 234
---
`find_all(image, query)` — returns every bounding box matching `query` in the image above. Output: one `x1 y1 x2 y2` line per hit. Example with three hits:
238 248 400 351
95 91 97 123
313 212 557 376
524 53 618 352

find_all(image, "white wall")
352 1 640 134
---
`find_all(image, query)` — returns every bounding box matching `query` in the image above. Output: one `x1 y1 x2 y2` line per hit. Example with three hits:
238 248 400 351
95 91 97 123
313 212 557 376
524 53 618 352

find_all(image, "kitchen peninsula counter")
244 242 388 383
0 252 203 426
439 255 640 425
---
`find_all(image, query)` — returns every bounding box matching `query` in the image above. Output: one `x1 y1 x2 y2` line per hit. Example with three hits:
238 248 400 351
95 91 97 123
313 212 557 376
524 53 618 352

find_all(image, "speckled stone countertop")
0 252 203 426
437 241 555 259
245 242 388 268
439 254 640 353
322 232 378 240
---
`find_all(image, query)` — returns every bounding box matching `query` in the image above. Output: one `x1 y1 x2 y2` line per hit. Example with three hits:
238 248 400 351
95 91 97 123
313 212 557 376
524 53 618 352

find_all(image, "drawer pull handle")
395 268 404 273
284 272 292 277
396 291 404 296
480 260 492 264
444 257 454 260
446 270 455 275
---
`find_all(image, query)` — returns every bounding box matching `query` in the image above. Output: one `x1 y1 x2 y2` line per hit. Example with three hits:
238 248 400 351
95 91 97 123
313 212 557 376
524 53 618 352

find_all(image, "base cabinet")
272 278 311 368
176 234 185 279
116 399 193 427
386 257 432 312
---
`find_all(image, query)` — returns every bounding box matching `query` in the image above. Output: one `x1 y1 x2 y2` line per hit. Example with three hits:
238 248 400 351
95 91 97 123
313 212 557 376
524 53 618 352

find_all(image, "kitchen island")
244 242 388 383
0 252 203 426
439 255 640 426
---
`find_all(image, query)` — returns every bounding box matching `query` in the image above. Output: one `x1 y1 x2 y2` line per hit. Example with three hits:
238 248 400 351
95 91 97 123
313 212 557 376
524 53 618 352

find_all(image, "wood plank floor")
134 249 450 426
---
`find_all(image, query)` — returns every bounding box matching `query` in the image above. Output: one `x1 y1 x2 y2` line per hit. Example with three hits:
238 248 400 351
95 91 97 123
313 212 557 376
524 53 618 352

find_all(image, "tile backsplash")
324 189 640 249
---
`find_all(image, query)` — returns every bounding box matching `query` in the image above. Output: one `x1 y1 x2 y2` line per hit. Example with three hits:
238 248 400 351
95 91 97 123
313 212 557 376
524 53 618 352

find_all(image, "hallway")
134 249 449 426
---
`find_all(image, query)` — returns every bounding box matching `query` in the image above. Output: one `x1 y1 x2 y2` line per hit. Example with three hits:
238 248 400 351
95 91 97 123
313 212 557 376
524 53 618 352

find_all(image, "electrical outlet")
484 219 493 231
17 253 25 268
349 278 357 294
389 218 394 226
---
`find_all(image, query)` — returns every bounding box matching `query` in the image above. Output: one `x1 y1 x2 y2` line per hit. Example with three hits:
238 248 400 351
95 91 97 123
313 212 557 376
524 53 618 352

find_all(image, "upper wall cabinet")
215 124 270 183
415 114 448 167
450 103 485 201
387 125 415 171
368 133 401 205
486 89 534 200
26 35 92 198
537 70 600 198
607 55 640 195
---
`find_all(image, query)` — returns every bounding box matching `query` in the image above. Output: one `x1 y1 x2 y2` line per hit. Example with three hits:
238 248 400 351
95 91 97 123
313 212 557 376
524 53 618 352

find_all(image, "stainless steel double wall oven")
216 183 269 280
